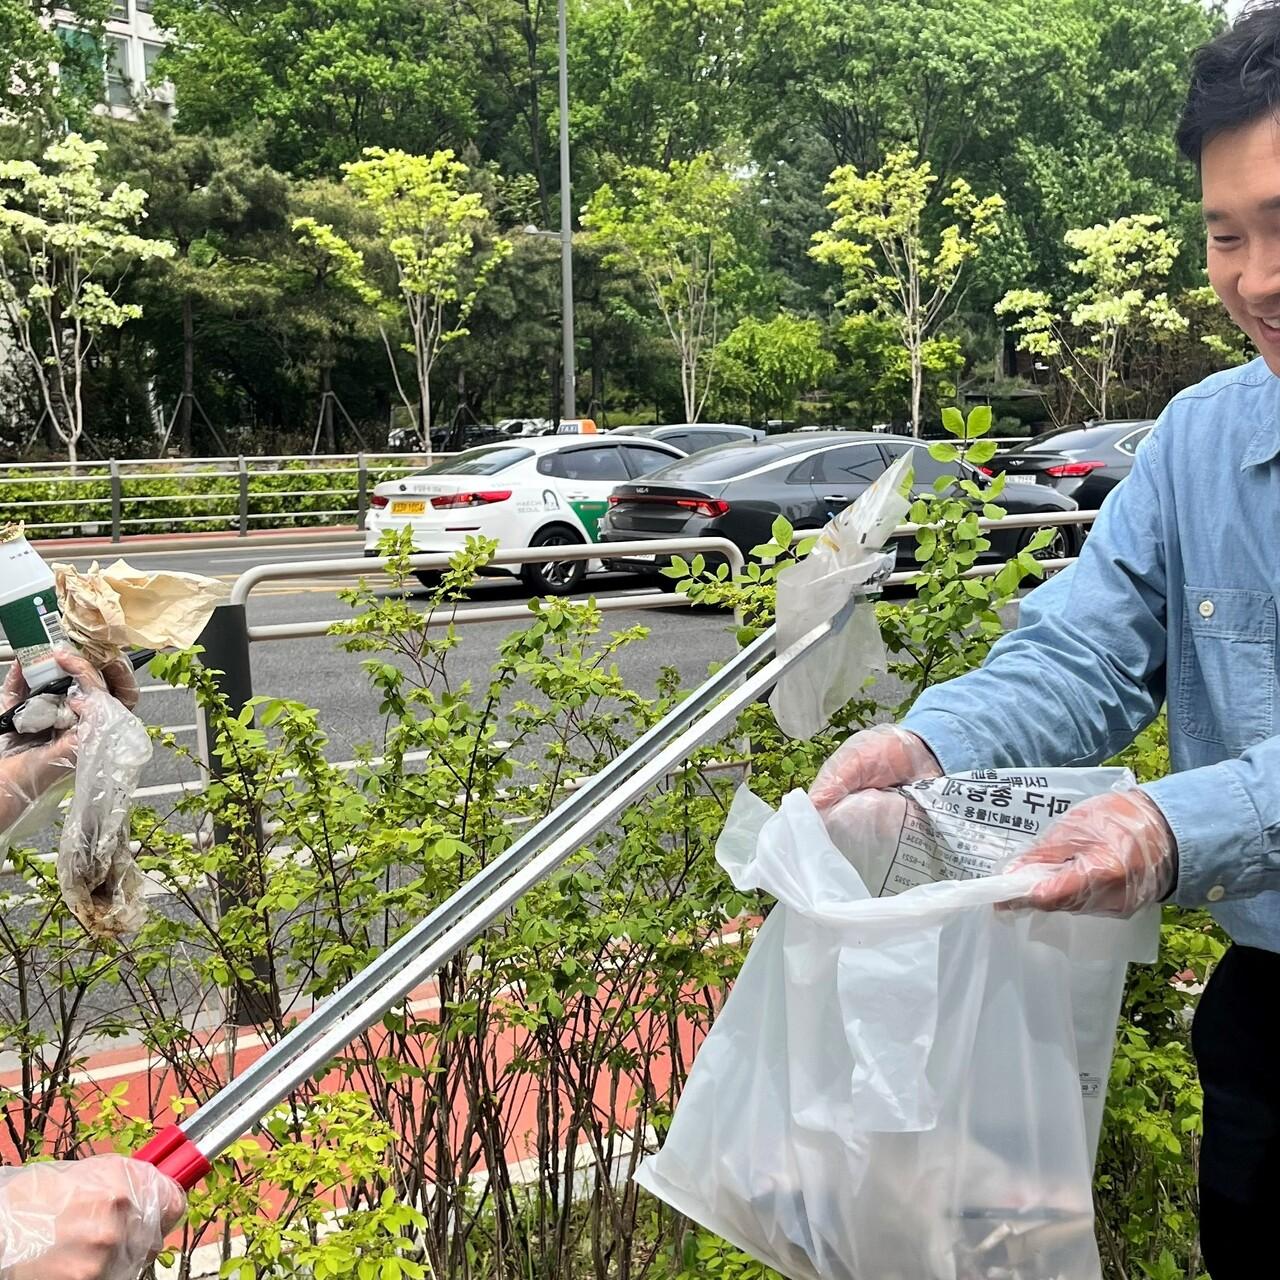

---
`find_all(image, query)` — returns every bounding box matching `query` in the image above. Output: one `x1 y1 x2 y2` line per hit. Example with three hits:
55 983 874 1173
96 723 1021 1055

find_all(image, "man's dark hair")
1178 3 1280 165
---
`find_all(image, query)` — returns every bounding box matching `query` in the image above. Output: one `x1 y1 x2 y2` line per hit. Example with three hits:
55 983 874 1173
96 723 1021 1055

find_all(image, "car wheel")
1022 523 1079 565
414 570 445 590
521 526 587 595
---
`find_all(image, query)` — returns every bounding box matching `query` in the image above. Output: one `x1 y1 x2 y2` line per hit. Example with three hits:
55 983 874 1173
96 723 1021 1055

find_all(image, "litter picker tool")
133 455 911 1187
134 613 833 1185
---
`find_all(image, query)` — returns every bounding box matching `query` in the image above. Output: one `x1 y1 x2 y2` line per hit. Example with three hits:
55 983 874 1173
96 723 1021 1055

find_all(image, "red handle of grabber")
133 1124 212 1190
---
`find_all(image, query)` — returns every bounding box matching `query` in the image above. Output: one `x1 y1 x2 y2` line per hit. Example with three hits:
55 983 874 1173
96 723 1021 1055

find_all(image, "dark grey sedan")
993 420 1154 510
599 432 1080 576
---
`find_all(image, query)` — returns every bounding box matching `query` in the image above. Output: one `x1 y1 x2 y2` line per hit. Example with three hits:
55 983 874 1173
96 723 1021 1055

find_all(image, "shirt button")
1198 599 1215 618
1207 885 1226 903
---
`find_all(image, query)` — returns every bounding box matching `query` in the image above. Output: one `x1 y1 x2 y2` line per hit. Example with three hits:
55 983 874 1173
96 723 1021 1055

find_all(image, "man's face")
1203 114 1280 374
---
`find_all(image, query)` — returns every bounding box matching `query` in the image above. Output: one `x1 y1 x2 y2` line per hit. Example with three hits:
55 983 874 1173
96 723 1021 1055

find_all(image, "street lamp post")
557 0 576 421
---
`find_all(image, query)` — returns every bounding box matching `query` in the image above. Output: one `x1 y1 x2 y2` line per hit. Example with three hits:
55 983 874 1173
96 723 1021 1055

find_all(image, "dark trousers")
1192 943 1280 1279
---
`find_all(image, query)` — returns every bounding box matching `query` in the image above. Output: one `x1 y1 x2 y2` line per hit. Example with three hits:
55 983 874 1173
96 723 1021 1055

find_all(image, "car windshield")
412 446 533 476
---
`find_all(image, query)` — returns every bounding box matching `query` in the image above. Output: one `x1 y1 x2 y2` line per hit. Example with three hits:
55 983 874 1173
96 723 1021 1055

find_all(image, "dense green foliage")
0 0 1240 458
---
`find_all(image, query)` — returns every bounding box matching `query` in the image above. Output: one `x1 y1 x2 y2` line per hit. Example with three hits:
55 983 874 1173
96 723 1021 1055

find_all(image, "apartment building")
55 0 173 119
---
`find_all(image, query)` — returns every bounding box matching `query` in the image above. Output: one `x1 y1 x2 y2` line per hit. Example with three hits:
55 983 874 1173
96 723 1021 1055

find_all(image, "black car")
994 420 1154 510
598 432 1080 575
607 422 764 453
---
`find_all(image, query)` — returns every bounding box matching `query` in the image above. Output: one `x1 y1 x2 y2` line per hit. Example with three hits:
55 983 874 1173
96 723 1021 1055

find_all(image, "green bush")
0 461 415 538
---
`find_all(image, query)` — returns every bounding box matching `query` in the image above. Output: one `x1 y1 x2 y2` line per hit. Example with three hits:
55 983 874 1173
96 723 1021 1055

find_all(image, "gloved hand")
1003 788 1177 917
0 1154 185 1280
0 651 139 841
808 725 941 811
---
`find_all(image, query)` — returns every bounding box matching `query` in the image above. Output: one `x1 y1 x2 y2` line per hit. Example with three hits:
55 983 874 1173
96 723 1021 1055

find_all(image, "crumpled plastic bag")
52 559 226 668
768 452 912 740
57 683 153 939
635 777 1158 1280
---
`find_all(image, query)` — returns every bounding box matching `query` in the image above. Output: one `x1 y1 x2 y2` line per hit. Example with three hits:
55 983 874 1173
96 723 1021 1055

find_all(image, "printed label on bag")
880 772 1085 896
1079 1074 1103 1099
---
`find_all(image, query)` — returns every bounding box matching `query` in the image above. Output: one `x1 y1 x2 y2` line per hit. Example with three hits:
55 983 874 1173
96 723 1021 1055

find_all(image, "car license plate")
1005 475 1036 484
391 500 426 514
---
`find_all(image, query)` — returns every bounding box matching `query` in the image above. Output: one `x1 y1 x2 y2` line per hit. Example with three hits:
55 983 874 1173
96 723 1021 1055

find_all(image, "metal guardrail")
0 453 453 541
0 438 1040 542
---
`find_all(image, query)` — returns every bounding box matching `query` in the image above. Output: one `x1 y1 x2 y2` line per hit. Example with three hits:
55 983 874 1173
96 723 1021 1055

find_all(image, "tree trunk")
910 342 924 438
590 341 605 416
180 294 195 454
320 364 336 453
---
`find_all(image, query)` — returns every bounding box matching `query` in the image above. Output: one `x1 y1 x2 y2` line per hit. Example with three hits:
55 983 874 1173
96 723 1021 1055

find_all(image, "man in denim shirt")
808 8 1280 1276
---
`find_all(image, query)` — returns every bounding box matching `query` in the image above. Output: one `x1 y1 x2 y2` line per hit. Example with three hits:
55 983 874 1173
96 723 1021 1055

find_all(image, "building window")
111 0 130 18
136 0 153 12
142 41 164 83
106 36 132 107
56 24 103 100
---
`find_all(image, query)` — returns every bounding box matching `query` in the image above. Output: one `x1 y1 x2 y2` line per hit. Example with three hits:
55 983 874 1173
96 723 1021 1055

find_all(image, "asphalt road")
26 539 752 802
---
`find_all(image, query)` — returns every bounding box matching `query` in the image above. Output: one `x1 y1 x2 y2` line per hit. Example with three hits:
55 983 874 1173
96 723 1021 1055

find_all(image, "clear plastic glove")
0 651 139 850
808 724 941 811
0 1155 185 1280
1002 789 1177 918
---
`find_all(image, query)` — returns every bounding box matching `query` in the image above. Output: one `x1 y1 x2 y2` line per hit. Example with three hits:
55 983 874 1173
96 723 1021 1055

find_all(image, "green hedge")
0 461 415 539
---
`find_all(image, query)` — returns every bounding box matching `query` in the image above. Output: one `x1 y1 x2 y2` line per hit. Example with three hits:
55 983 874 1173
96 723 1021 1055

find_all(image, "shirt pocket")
1177 585 1276 752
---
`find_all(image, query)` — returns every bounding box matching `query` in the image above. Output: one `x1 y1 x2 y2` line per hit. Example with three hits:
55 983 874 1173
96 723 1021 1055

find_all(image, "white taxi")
364 434 686 594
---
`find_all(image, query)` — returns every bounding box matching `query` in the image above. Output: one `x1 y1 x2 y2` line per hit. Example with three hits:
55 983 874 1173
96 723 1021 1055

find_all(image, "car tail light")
977 466 994 477
370 493 389 508
608 493 729 518
675 498 730 518
1044 460 1105 478
429 490 512 509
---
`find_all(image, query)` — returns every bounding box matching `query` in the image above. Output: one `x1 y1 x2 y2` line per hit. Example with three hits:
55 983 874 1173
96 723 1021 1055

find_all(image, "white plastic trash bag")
768 452 912 740
636 775 1158 1280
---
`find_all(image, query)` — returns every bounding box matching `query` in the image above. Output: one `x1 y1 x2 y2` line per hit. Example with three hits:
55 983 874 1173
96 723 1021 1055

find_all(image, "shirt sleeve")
900 421 1170 773
1147 740 1280 905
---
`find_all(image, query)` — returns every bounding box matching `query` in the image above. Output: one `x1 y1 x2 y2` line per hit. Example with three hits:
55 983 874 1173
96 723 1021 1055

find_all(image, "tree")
0 135 174 465
584 154 745 422
454 0 559 223
98 116 290 453
811 148 1003 436
996 214 1189 424
1 0 110 131
748 0 1060 182
832 315 963 430
150 0 478 177
342 148 511 454
715 313 834 421
569 0 754 190
287 192 382 452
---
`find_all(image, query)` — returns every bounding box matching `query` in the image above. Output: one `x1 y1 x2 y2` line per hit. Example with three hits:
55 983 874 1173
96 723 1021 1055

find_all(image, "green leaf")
966 404 993 438
941 406 965 438
929 441 959 463
965 439 998 466
770 514 795 546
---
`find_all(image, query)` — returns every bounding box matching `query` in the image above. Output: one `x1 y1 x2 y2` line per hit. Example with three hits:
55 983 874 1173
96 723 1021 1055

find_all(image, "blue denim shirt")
902 358 1280 951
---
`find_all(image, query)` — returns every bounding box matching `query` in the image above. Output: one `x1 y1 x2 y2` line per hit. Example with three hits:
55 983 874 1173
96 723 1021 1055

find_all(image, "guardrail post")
356 452 368 528
237 457 249 537
109 460 122 543
196 603 279 1026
